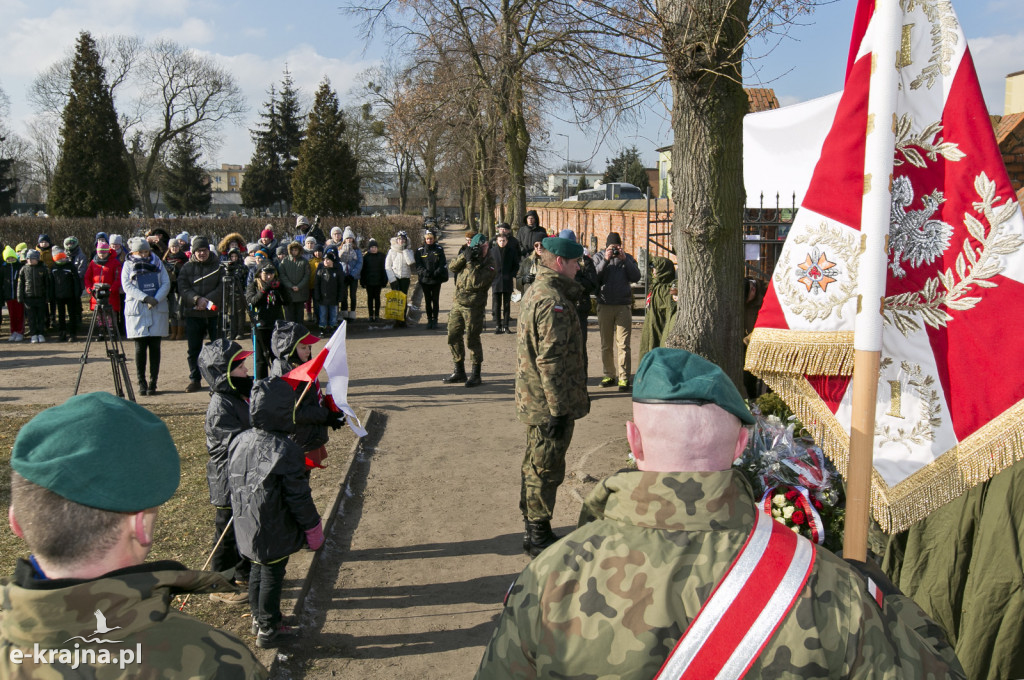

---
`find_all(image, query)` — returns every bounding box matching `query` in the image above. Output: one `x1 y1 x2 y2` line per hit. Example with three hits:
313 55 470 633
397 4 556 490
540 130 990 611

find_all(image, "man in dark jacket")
593 232 642 390
279 241 311 323
178 236 224 392
516 210 547 257
489 228 519 334
228 378 323 648
415 229 448 329
199 339 254 606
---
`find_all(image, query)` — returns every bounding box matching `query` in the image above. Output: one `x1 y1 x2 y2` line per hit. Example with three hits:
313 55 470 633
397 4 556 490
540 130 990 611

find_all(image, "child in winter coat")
199 339 254 605
337 227 363 321
17 250 52 343
245 264 285 379
360 239 387 322
2 246 25 341
306 243 323 325
313 251 343 333
50 247 84 341
267 321 345 470
228 377 323 648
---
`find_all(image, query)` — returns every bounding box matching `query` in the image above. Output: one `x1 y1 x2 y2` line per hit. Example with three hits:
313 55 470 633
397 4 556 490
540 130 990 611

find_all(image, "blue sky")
1 0 1022 173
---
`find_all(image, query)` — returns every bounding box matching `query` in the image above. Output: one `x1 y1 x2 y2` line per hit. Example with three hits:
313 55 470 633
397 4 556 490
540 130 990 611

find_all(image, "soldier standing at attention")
443 234 495 388
515 236 590 556
2 392 267 679
476 347 966 680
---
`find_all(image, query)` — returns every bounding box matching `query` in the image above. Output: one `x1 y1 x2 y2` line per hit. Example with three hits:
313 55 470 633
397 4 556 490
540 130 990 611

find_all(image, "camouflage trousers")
448 302 485 364
520 420 576 522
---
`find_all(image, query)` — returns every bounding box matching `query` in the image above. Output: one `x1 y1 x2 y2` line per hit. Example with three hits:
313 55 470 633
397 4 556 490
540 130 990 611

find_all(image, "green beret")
470 233 486 248
542 236 583 259
11 392 181 511
633 347 755 425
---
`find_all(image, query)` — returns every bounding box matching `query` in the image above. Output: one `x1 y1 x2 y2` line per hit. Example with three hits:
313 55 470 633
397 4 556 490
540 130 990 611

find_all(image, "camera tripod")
74 298 136 402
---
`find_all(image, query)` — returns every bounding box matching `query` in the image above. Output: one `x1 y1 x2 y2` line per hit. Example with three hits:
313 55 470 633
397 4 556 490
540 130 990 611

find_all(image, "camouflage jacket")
1 558 267 679
475 470 966 680
448 253 496 308
515 267 590 425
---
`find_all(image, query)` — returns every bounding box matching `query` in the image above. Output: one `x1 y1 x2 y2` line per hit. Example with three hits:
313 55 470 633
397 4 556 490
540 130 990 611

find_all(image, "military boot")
464 363 482 387
526 520 559 557
442 361 466 383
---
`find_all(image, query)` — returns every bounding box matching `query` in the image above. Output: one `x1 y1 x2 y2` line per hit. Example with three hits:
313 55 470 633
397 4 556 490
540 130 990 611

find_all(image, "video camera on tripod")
75 283 135 401
91 282 111 302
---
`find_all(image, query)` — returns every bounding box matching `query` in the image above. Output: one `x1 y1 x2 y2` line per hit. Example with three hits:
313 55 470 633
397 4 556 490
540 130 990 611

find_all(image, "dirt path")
275 224 639 678
0 224 641 679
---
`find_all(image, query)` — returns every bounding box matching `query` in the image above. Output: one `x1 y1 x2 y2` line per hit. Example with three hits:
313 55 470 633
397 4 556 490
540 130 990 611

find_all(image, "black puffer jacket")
199 339 251 507
360 251 387 288
228 377 320 563
177 254 224 318
268 320 333 451
17 263 52 302
245 276 285 329
51 260 83 300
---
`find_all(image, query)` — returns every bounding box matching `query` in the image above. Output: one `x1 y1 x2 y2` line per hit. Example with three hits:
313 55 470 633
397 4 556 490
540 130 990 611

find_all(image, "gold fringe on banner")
755 371 1024 534
745 329 856 376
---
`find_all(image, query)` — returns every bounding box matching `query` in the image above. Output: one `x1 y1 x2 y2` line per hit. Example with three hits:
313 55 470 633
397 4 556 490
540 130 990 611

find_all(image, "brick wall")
527 200 674 259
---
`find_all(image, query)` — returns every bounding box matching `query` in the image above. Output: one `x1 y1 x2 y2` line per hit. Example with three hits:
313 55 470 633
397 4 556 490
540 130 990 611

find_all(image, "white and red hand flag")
283 321 367 438
746 0 1024 532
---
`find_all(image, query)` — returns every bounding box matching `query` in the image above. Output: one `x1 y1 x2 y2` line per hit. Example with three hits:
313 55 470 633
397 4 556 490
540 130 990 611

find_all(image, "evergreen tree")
577 174 590 192
275 68 305 208
601 146 642 185
241 69 306 212
48 32 133 216
163 133 211 214
292 78 361 215
0 134 15 215
623 158 650 194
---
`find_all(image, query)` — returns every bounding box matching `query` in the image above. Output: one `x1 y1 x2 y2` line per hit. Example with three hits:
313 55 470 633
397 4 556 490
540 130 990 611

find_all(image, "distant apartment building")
208 164 247 192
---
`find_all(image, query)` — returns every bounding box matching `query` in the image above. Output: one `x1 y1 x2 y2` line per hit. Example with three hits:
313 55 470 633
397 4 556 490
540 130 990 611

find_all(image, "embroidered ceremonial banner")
745 0 1024 533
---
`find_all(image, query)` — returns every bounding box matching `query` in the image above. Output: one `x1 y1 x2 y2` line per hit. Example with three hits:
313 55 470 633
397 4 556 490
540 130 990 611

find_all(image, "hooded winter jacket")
200 339 252 507
50 259 83 300
228 378 320 563
314 259 343 307
0 559 267 679
278 242 311 303
361 249 387 288
218 232 247 259
0 249 20 302
268 321 333 451
516 212 547 255
384 237 415 282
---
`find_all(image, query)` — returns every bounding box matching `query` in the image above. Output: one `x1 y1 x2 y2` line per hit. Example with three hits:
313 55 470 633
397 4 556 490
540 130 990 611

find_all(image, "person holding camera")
443 234 496 387
122 237 170 396
83 242 122 337
178 236 225 393
246 263 285 380
594 232 641 391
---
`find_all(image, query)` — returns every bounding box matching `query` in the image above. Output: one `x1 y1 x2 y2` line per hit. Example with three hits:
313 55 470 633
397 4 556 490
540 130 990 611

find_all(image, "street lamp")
556 133 569 200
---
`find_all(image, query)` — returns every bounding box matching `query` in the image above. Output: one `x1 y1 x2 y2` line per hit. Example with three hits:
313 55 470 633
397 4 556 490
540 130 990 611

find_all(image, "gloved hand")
143 295 158 308
305 521 325 550
327 410 346 430
544 414 570 439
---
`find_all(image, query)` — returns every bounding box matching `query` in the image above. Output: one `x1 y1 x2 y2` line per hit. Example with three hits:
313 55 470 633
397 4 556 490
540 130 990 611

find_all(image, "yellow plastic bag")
383 290 407 321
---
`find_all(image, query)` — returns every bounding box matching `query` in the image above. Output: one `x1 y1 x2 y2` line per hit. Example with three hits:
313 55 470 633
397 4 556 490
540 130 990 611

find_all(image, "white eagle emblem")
888 175 953 278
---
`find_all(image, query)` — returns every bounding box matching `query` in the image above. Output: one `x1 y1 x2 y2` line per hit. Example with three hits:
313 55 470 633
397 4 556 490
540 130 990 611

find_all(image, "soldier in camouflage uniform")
477 348 965 679
2 392 267 679
443 233 496 388
515 236 590 556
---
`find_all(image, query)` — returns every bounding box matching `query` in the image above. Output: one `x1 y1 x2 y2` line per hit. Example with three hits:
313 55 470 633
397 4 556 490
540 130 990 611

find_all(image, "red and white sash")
655 510 816 680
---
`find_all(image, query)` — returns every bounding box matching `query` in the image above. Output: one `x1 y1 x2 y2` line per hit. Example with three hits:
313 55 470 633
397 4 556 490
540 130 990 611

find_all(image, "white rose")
771 509 782 518
774 515 787 525
783 506 795 519
791 525 801 533
772 494 786 508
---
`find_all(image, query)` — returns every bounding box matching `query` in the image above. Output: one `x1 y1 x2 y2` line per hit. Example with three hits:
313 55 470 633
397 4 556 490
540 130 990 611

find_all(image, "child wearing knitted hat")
16 250 52 343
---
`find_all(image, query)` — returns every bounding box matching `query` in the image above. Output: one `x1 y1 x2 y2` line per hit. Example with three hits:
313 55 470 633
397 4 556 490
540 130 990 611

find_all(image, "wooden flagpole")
844 0 904 561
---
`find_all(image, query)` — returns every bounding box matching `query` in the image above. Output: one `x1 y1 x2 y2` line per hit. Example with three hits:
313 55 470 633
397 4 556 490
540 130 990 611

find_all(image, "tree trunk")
501 98 529 231
661 0 750 389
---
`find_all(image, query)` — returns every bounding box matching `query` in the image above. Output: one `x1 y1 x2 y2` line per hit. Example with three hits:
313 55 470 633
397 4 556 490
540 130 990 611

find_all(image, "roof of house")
994 112 1024 146
746 88 780 113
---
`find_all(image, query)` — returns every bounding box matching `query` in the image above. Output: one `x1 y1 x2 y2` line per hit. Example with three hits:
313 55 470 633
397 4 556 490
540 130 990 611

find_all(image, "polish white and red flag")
283 321 367 438
745 0 1024 532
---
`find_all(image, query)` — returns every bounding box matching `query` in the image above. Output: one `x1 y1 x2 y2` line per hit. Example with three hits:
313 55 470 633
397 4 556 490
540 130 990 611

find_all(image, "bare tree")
29 35 246 216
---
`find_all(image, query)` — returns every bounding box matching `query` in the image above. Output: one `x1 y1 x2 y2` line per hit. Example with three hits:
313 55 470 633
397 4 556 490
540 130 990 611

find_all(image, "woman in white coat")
122 236 171 396
384 231 416 327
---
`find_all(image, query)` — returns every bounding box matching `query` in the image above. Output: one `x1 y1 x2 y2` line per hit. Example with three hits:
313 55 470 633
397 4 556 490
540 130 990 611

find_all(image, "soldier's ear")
626 421 644 465
9 506 24 539
733 427 750 463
